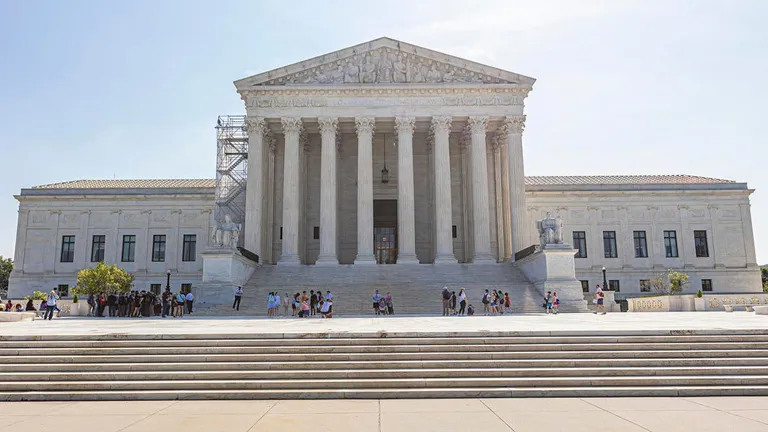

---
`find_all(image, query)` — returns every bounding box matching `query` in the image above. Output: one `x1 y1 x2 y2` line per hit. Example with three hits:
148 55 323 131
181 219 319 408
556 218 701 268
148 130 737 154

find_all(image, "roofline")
18 187 216 198
525 183 750 193
234 36 536 89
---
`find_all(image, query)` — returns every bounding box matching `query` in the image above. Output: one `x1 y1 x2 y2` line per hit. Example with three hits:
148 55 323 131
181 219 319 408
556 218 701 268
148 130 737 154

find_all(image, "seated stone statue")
210 214 241 249
536 212 564 248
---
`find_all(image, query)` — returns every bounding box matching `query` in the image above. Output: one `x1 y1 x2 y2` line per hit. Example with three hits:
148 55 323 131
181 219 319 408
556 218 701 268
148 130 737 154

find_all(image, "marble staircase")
196 263 545 316
2 331 768 400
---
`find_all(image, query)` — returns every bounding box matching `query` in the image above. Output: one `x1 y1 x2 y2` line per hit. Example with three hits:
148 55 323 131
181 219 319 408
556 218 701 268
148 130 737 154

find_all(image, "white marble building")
7 37 762 303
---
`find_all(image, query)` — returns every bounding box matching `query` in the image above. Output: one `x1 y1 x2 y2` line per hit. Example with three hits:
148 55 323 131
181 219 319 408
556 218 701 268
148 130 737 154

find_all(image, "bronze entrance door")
373 199 398 264
374 227 397 264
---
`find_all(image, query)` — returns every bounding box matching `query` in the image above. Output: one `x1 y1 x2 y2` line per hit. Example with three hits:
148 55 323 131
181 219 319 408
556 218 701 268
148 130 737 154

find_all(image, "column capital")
281 117 303 134
502 115 526 135
467 116 488 134
430 115 452 134
245 116 267 135
318 117 339 134
491 133 507 153
394 116 416 134
355 116 375 135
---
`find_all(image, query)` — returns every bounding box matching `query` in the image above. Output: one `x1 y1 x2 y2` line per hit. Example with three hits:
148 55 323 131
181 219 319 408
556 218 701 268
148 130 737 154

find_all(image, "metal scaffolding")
214 115 248 229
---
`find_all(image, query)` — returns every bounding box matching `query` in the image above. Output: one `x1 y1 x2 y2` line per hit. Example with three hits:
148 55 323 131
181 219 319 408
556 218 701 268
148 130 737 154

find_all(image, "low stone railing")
627 293 768 312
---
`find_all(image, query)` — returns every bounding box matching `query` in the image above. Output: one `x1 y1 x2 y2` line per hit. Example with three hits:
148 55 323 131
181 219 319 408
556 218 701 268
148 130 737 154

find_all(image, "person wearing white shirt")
44 288 58 320
185 291 194 314
458 288 467 315
233 286 243 311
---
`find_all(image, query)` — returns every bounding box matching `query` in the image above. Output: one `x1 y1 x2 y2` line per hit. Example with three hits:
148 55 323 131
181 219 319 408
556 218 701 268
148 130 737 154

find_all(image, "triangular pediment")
235 37 536 89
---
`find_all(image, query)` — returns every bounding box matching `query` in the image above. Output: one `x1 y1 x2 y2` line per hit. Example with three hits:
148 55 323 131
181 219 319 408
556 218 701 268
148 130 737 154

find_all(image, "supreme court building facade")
7 38 762 304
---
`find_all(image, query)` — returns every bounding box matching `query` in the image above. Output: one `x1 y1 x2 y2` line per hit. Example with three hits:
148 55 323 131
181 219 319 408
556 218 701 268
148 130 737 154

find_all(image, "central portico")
235 37 534 266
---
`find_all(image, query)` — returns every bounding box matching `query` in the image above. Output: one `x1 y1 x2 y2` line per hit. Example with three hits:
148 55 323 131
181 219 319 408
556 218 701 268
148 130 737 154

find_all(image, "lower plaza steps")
195 262 546 316
2 331 768 400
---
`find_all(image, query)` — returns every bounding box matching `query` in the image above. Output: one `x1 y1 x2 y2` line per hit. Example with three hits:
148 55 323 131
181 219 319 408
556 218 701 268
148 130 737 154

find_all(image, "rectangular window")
603 231 617 258
91 235 105 262
57 284 69 297
452 225 457 239
573 231 587 258
150 284 161 295
152 235 166 262
640 279 651 292
664 231 679 258
609 280 620 292
182 234 197 262
313 226 319 240
121 235 136 262
694 230 709 257
60 235 75 263
633 231 648 258
702 279 713 292
181 283 192 294
580 280 589 293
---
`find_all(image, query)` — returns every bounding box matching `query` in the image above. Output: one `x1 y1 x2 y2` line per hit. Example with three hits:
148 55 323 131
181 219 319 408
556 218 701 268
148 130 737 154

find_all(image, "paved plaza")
2 397 768 431
2 312 767 338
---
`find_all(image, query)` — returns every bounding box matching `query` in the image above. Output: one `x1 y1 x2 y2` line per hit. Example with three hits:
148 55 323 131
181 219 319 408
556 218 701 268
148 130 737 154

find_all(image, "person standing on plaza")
545 291 553 314
552 292 559 314
458 288 467 315
87 293 95 317
372 290 382 315
185 290 194 314
161 288 170 317
283 293 290 316
594 285 606 315
326 290 334 314
504 292 511 314
229 286 242 311
449 291 457 315
43 287 58 320
482 289 490 315
309 290 317 316
441 287 451 316
386 292 394 315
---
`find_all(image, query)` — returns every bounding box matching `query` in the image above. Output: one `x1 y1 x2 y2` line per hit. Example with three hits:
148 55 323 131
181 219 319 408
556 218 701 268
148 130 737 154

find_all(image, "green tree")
71 262 134 296
668 270 689 294
0 256 12 297
762 267 768 292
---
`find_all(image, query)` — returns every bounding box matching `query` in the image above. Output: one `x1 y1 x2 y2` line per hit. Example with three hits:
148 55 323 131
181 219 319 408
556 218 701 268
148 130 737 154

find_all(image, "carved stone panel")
59 212 79 227
120 212 146 227
29 211 51 227
89 211 112 228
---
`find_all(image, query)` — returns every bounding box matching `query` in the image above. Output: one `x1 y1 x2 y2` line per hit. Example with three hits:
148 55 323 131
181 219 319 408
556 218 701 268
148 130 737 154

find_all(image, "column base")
279 254 302 266
315 255 339 266
472 252 496 264
354 254 377 265
433 254 458 264
396 253 419 265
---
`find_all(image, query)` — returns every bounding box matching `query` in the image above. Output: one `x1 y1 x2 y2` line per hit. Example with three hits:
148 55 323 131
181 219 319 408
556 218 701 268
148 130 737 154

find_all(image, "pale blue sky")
1 0 766 263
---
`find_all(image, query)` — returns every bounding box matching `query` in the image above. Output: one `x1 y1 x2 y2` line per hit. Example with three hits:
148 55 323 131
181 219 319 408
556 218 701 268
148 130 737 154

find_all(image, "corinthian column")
280 117 302 265
503 115 527 259
395 116 418 264
431 116 457 263
244 116 266 258
468 116 494 263
354 117 376 264
316 117 339 265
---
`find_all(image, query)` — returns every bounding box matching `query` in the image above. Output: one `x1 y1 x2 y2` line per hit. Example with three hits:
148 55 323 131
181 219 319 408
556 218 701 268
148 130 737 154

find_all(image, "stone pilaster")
431 116 457 264
468 116 494 263
740 202 758 267
279 117 302 265
354 116 376 264
317 117 339 265
500 142 513 261
492 135 505 262
244 116 266 258
395 116 418 264
503 115 527 259
12 209 29 275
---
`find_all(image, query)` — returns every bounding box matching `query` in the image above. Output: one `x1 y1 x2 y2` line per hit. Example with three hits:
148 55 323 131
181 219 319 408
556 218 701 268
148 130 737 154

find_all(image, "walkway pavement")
1 312 767 338
2 397 768 431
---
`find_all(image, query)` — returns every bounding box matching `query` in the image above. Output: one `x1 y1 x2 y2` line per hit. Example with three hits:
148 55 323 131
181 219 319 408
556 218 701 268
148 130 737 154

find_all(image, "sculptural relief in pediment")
262 48 512 86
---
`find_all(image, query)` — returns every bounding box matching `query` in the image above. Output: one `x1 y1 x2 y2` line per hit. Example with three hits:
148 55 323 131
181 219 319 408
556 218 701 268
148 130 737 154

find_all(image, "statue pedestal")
198 248 260 305
514 244 589 313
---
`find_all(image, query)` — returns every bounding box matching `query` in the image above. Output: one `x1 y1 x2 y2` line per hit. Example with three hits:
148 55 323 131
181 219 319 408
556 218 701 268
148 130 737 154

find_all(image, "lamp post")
166 270 171 292
602 266 608 291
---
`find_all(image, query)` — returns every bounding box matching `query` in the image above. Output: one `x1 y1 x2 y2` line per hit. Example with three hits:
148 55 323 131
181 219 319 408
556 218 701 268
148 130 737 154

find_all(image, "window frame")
640 279 651 292
573 231 588 258
694 230 709 257
701 279 713 292
633 230 648 258
91 235 105 262
580 280 589 293
152 234 167 262
150 284 162 295
663 230 679 258
182 234 197 262
57 284 69 297
609 279 620 292
60 235 75 263
121 235 136 262
603 231 618 258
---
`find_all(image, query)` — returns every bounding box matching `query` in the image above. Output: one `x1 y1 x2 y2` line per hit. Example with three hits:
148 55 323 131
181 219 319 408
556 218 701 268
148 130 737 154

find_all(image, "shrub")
71 262 134 296
696 289 703 298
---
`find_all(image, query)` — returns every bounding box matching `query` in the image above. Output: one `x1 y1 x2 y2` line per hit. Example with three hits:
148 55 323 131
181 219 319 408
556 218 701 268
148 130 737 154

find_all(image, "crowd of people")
84 289 195 318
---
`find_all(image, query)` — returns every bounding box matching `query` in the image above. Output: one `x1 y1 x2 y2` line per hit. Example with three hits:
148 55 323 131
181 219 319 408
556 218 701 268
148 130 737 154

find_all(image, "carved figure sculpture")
360 56 377 83
344 62 360 83
393 55 407 83
426 64 442 82
536 212 564 248
211 214 241 249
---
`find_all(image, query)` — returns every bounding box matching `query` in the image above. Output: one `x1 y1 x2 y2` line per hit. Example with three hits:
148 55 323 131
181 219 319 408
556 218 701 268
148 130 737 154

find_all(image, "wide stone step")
3 349 768 364
5 375 768 392
4 366 768 382
6 385 768 401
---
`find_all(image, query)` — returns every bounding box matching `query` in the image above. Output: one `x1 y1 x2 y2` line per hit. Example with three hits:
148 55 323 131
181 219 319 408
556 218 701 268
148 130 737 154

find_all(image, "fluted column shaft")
468 116 494 263
504 115 527 259
501 143 513 261
244 117 266 258
317 117 339 264
395 116 418 263
355 117 376 264
280 117 302 264
431 116 457 263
